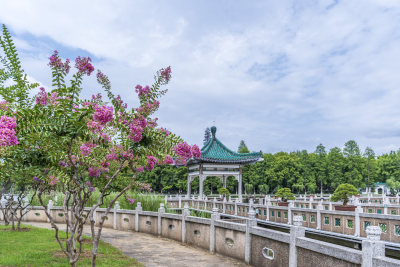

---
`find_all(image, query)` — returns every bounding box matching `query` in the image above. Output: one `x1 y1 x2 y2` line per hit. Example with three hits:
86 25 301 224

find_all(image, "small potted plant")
331 183 358 211
276 188 295 206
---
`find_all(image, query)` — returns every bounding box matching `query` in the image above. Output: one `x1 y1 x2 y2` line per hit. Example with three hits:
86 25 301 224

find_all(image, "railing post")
288 202 293 225
210 207 219 253
223 197 226 214
355 204 362 237
289 215 305 267
178 195 182 209
135 202 142 232
362 226 385 267
158 203 165 236
182 204 190 243
245 208 257 264
266 199 271 221
234 199 238 216
113 201 120 230
317 201 322 230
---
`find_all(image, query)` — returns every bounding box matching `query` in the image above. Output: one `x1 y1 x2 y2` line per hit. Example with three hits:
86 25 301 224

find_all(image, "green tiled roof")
188 126 262 165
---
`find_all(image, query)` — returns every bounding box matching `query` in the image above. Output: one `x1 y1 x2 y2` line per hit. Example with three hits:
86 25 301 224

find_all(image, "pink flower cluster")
96 70 110 87
92 105 113 125
115 95 127 109
146 155 157 171
75 56 94 76
163 155 174 165
80 142 97 156
88 167 101 177
48 50 70 73
136 100 160 116
136 181 152 192
49 92 60 106
35 87 48 106
160 66 171 82
0 116 18 147
126 195 136 205
159 128 170 136
135 85 151 98
128 115 147 143
49 175 59 186
173 142 201 162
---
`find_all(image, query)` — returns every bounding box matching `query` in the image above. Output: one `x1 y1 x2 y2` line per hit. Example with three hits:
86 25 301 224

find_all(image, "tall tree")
203 127 211 146
343 140 363 187
363 147 376 191
315 144 327 195
238 140 250 153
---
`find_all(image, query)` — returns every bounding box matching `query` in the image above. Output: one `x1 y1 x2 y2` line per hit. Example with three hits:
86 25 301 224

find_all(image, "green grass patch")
0 225 142 266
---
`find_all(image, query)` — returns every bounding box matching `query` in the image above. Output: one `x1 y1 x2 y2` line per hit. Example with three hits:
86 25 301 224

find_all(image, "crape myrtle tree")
0 25 41 230
0 27 201 266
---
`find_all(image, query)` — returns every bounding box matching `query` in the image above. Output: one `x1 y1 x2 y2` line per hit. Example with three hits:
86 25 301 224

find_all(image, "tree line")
137 140 400 195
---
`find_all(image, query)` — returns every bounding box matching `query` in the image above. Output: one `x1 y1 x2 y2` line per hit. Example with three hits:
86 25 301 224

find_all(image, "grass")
0 225 142 267
30 191 165 212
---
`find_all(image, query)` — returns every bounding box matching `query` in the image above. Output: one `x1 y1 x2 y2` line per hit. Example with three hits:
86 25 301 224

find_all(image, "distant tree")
343 140 361 157
203 127 211 145
363 147 376 190
238 140 250 153
244 183 253 195
315 144 327 195
275 188 295 202
331 184 358 206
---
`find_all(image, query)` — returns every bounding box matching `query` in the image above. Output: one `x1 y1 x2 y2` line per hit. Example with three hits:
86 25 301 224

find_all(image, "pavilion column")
199 175 205 199
238 174 243 203
186 175 192 199
223 175 226 188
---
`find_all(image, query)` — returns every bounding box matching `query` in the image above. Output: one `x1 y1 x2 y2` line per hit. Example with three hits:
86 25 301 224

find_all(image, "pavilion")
186 126 262 202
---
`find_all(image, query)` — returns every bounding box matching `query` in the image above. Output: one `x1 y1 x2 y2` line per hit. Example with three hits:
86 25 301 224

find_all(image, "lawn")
0 225 142 266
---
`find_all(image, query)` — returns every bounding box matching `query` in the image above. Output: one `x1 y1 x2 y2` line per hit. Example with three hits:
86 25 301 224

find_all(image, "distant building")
362 182 391 195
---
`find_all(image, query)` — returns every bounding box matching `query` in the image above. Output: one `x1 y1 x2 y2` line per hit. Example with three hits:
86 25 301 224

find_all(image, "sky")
1 0 400 155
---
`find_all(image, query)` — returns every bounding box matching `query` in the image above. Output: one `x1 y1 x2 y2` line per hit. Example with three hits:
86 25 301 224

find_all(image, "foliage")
275 188 295 202
203 127 211 146
258 184 269 194
0 224 141 266
330 183 359 206
238 140 250 153
244 183 253 195
217 187 230 197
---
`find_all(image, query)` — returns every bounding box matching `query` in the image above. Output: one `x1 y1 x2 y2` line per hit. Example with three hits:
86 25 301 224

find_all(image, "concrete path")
26 222 247 267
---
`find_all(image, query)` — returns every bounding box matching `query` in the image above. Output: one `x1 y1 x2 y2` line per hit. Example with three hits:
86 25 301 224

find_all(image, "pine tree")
238 140 250 153
203 127 211 145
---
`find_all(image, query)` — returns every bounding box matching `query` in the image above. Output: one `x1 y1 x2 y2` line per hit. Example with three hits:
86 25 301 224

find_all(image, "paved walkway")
26 222 247 267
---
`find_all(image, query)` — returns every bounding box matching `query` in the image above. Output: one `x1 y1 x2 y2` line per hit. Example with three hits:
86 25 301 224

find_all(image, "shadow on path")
26 222 248 267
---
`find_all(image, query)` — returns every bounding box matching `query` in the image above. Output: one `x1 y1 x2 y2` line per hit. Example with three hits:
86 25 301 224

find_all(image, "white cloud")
1 0 400 154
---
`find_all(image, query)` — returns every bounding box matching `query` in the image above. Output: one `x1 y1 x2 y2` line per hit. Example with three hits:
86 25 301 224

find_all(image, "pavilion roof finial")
211 125 217 139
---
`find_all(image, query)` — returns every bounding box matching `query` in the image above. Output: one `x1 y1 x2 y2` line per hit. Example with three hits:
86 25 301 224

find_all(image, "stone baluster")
158 203 165 236
354 204 362 237
316 201 323 230
213 197 216 209
210 207 219 253
135 202 142 232
234 199 238 216
245 208 257 264
362 226 385 267
288 202 293 225
289 215 305 267
223 197 226 214
266 199 271 221
113 201 120 230
181 204 190 243
178 195 182 209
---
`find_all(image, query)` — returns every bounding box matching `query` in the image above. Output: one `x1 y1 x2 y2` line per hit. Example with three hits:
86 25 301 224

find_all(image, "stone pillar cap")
293 215 303 226
366 226 381 240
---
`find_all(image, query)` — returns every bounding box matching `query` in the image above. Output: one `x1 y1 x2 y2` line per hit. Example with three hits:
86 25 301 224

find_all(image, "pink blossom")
48 50 70 73
191 145 201 158
146 155 157 171
49 92 60 106
92 105 113 125
35 87 48 106
0 116 18 147
49 175 59 186
127 197 135 205
101 161 110 168
87 120 103 134
106 153 119 161
128 124 143 143
135 85 151 98
160 66 171 82
173 142 192 160
88 167 101 177
115 95 127 109
164 155 174 165
75 56 94 75
80 142 97 156
137 166 144 172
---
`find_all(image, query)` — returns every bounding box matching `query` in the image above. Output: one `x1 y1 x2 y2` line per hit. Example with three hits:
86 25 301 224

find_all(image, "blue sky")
1 0 400 155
